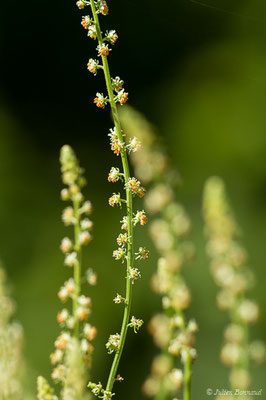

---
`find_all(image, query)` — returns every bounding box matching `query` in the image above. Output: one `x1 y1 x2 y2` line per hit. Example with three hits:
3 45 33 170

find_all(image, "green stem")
183 351 192 400
154 382 168 400
73 199 81 338
90 1 134 393
230 297 250 390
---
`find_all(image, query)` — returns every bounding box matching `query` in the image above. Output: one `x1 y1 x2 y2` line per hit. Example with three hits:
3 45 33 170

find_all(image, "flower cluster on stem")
203 177 265 398
0 265 33 400
119 105 197 400
37 145 97 400
76 1 148 397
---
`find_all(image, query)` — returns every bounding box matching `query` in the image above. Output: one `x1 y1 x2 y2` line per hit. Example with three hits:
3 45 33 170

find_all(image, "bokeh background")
0 0 266 398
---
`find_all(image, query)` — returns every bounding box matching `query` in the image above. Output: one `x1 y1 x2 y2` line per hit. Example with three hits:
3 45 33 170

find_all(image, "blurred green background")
0 0 265 398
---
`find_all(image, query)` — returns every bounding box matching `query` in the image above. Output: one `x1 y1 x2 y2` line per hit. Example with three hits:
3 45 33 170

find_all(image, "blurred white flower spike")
37 145 97 400
203 176 265 392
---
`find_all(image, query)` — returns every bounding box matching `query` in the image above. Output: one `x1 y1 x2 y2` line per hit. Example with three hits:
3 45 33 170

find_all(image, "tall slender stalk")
77 1 148 398
37 145 97 400
89 1 133 392
203 176 265 394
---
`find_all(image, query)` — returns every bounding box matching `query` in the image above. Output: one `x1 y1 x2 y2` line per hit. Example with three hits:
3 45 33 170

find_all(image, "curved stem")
90 1 134 392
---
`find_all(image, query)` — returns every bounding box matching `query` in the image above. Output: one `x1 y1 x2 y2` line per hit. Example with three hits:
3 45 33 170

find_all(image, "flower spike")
37 146 97 399
77 1 148 396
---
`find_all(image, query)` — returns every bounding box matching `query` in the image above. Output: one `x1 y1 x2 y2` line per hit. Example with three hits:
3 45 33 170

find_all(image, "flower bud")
57 309 69 325
78 295 92 308
55 332 71 350
88 25 97 39
87 58 99 75
58 287 69 302
80 200 93 214
106 333 121 354
111 76 124 92
117 89 128 105
229 369 250 390
79 230 92 245
61 188 70 201
128 316 144 333
94 92 108 108
86 268 97 285
133 210 148 226
98 0 108 15
249 340 266 364
128 267 141 283
220 343 241 366
106 30 118 45
117 233 128 246
65 278 76 294
136 246 150 260
50 349 63 365
81 218 93 231
113 248 125 261
76 306 89 321
238 300 259 324
60 237 72 253
126 137 141 153
84 324 97 341
113 293 125 304
51 364 66 381
187 319 198 333
151 354 173 377
169 368 183 389
109 193 121 207
224 324 244 344
108 167 120 183
81 15 91 29
64 252 77 267
97 44 110 57
76 0 86 9
62 207 75 226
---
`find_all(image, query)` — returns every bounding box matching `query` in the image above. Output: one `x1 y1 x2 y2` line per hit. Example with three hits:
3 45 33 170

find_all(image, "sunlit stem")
90 0 134 392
